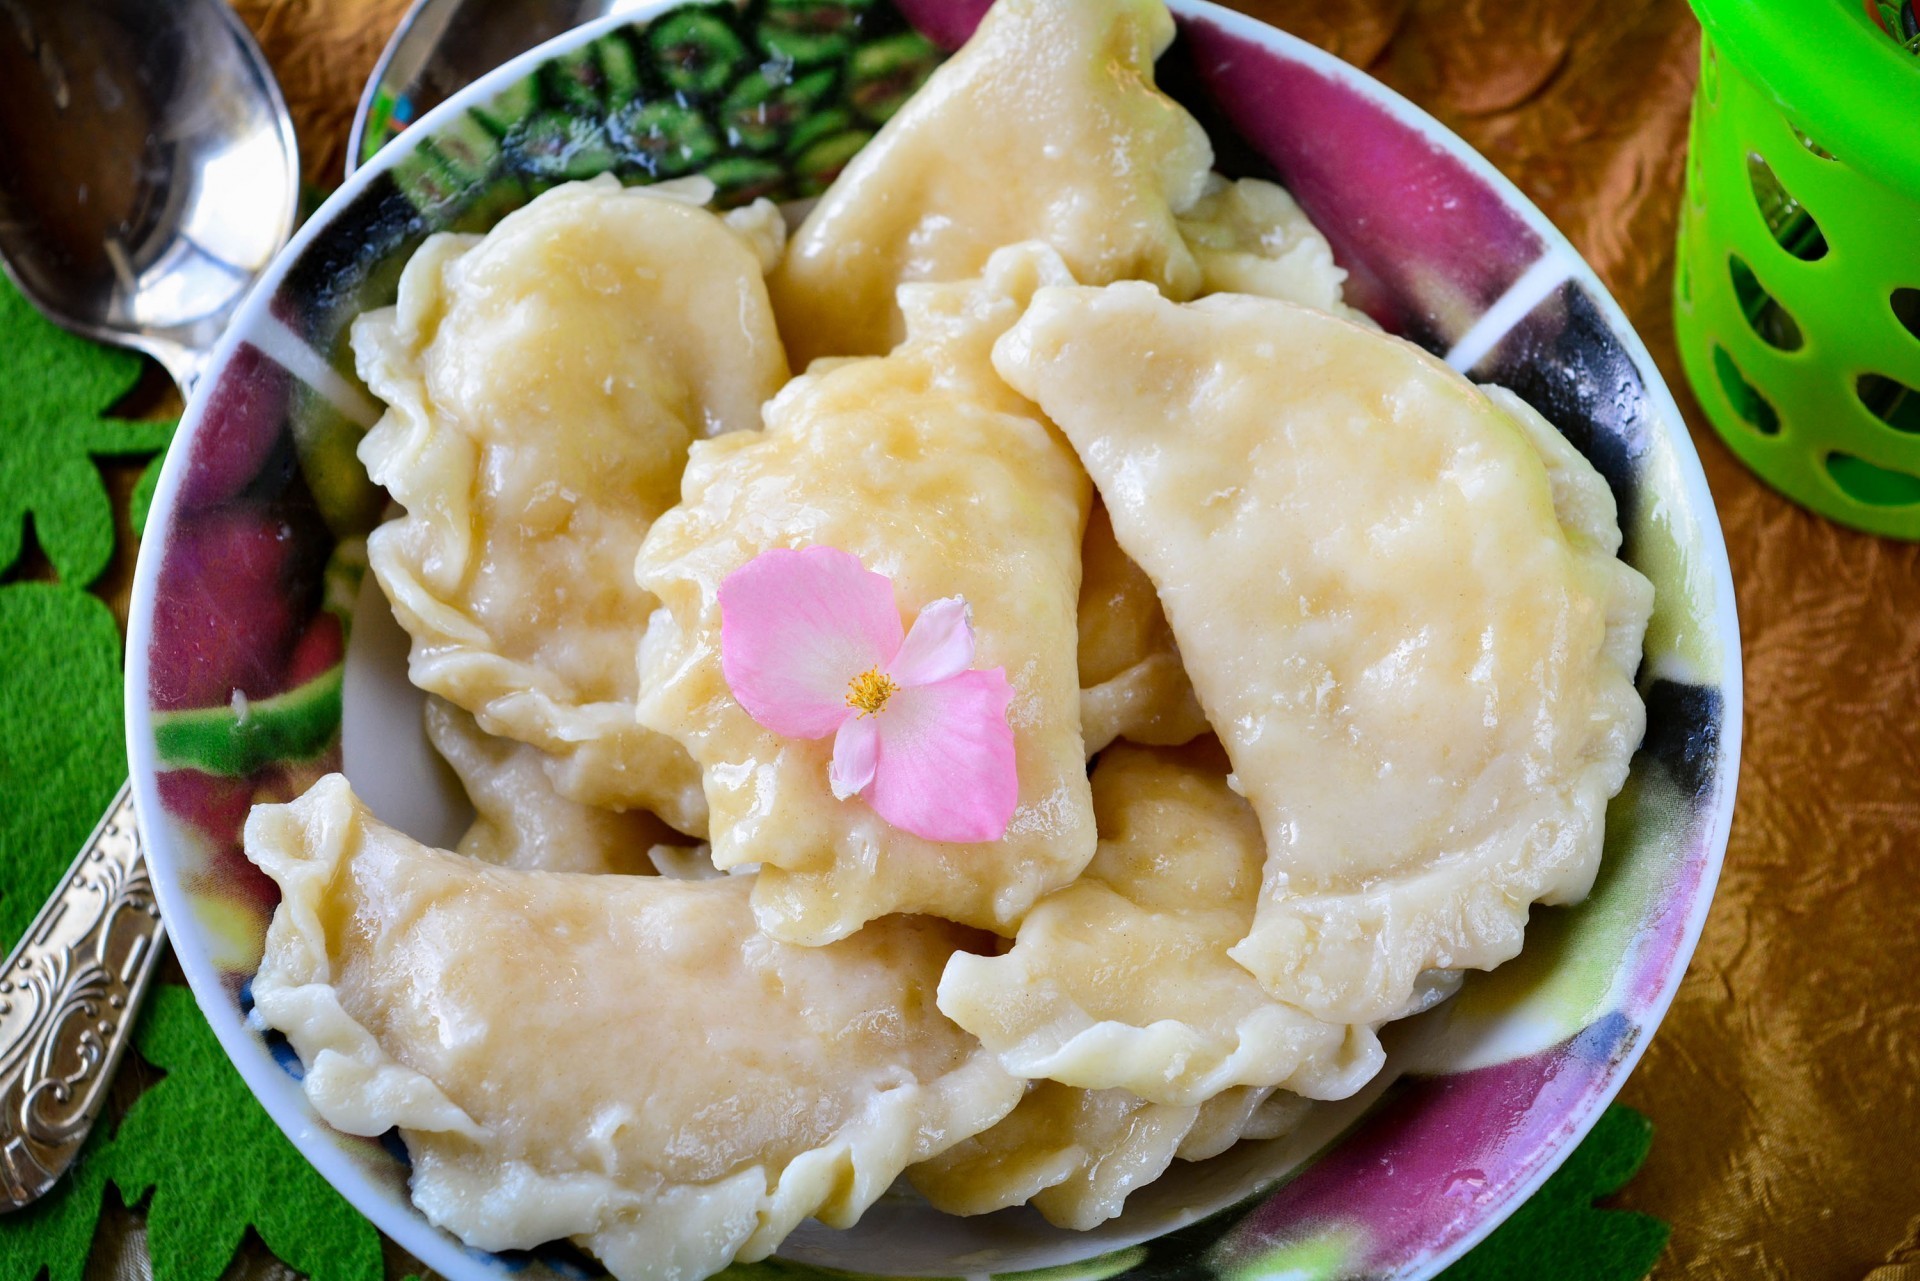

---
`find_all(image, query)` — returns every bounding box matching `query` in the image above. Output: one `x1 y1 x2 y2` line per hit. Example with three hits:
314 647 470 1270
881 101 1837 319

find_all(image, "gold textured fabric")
203 0 1920 1275
232 0 416 183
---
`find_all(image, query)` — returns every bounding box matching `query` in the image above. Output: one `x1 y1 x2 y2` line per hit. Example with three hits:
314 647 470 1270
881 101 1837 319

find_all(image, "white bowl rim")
123 3 1744 1278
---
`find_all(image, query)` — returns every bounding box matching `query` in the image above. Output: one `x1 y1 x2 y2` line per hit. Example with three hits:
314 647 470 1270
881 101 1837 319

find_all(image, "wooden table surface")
194 0 1920 1274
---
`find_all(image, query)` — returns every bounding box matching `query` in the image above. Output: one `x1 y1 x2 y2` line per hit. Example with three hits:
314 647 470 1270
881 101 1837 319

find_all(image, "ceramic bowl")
125 3 1742 1278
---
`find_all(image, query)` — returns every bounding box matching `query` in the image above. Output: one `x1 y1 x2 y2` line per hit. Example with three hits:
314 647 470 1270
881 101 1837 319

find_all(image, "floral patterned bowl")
124 2 1741 1278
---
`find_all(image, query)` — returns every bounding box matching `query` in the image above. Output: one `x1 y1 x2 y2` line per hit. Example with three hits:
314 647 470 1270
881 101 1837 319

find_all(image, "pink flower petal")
830 714 880 800
887 596 975 689
719 546 904 739
869 669 1018 843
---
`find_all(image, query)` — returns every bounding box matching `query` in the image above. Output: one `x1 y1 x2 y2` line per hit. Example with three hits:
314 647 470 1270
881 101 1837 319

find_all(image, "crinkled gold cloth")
213 0 1920 1275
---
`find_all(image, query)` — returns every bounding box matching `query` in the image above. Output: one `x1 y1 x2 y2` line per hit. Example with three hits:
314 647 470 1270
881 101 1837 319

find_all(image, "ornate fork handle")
0 782 165 1210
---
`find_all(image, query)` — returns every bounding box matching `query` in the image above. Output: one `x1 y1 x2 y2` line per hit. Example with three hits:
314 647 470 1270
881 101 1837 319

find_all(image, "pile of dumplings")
241 0 1655 1278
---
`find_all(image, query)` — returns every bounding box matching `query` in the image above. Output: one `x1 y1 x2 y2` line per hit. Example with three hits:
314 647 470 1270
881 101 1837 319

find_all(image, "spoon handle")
0 783 164 1210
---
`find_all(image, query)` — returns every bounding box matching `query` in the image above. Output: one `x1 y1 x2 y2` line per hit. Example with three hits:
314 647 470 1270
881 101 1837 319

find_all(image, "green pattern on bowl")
383 1 939 219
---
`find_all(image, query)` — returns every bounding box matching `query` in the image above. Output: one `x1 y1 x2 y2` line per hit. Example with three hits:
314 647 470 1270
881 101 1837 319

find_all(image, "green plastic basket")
1677 0 1920 537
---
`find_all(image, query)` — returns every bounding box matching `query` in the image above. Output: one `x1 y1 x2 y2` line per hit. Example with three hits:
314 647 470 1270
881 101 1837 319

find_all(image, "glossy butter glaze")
996 284 1654 1026
637 245 1095 944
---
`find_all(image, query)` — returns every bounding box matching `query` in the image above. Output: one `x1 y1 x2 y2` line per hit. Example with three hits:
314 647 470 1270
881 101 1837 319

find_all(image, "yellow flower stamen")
846 667 898 717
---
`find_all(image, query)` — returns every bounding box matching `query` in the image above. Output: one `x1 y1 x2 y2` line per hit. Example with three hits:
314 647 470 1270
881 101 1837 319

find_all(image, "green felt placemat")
0 281 172 591
0 985 384 1281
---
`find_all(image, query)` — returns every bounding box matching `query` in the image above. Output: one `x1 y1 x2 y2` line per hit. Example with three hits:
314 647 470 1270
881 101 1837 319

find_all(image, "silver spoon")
0 0 298 1207
347 0 636 176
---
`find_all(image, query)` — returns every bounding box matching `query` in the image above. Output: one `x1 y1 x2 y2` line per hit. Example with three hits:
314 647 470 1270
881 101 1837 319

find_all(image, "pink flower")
717 546 1018 844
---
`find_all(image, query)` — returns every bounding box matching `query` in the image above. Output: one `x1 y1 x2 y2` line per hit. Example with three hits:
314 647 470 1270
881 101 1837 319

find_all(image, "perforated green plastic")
1676 0 1920 537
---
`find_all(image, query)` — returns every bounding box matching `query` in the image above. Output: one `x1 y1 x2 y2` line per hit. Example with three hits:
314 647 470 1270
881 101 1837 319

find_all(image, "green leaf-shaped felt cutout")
106 984 383 1281
0 581 127 947
1436 1105 1669 1281
0 1126 112 1281
0 280 174 586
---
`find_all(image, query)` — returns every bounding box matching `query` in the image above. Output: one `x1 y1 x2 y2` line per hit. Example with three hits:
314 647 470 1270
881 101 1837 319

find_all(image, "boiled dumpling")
1078 175 1362 753
939 742 1381 1105
916 744 1348 1230
422 697 673 875
353 176 789 835
1077 504 1207 755
1180 1085 1310 1162
243 776 1022 1281
909 1083 1197 1230
644 841 726 881
636 244 1095 944
994 284 1654 1026
908 1080 1306 1230
768 0 1211 366
1175 174 1361 317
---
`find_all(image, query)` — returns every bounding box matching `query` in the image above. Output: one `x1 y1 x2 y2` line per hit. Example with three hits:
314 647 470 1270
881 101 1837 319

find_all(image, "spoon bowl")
0 0 299 389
